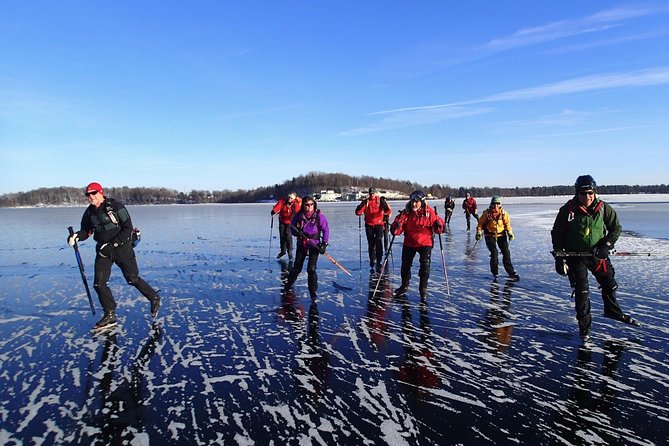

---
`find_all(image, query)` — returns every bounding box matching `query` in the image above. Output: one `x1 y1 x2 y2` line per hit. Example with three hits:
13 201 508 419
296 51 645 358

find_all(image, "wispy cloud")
340 106 491 136
531 123 662 139
491 109 610 130
543 29 669 54
485 4 667 51
373 67 669 115
484 67 669 101
348 67 669 135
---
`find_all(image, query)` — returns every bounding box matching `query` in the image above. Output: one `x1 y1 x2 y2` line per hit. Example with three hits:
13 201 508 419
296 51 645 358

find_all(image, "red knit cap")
85 182 104 195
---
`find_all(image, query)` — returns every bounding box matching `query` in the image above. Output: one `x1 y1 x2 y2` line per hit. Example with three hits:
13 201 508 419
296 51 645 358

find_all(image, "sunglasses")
85 190 99 197
578 191 595 196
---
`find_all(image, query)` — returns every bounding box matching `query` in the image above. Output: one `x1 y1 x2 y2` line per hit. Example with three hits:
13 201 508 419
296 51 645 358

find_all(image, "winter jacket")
444 200 455 212
272 196 302 225
551 197 621 252
77 198 133 246
462 197 477 214
355 195 391 226
390 203 444 248
477 208 512 237
290 209 330 250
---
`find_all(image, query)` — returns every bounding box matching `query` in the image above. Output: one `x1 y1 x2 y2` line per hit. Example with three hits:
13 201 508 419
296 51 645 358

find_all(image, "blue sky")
1 1 668 195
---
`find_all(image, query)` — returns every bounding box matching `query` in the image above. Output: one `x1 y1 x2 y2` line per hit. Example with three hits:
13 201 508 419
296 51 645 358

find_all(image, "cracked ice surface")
1 196 668 444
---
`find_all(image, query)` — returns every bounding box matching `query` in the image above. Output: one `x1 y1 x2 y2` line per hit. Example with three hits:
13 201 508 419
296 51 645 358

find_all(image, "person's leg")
117 245 158 299
277 223 288 257
365 225 376 267
396 246 417 294
286 244 306 287
372 225 384 266
93 254 117 328
417 246 432 297
592 259 625 320
497 236 517 276
306 248 320 297
116 244 160 317
285 224 294 260
94 255 116 313
485 236 499 276
568 260 592 337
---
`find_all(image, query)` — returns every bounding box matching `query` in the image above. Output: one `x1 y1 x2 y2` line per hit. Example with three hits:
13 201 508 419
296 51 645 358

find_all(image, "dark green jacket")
551 197 621 252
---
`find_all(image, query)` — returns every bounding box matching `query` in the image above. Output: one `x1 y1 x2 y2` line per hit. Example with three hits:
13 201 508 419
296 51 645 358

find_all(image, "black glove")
318 242 327 254
552 250 568 276
593 242 611 260
554 258 568 276
271 210 276 216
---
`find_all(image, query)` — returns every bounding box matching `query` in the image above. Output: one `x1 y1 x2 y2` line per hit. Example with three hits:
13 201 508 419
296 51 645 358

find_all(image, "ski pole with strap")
613 251 669 257
358 215 362 270
322 252 352 276
435 206 450 297
467 238 480 260
68 226 96 315
373 233 396 296
552 251 593 258
268 214 274 269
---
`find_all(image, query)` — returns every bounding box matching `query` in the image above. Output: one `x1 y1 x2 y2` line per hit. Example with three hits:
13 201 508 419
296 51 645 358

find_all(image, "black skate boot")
150 294 161 318
93 311 117 330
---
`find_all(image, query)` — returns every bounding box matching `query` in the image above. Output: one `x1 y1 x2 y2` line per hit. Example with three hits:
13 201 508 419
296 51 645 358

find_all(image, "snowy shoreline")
3 193 669 209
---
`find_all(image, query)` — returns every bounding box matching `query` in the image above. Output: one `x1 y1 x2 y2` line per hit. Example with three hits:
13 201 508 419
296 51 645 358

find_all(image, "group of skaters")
68 175 639 340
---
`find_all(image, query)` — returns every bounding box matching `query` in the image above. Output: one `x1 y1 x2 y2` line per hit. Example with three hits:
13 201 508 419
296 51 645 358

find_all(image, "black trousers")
365 224 384 265
94 243 158 313
465 211 479 228
287 243 320 294
278 222 293 258
566 257 624 335
400 245 432 290
484 235 515 276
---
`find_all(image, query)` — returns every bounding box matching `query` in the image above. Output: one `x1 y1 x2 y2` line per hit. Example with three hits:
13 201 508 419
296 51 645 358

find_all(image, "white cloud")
485 4 667 51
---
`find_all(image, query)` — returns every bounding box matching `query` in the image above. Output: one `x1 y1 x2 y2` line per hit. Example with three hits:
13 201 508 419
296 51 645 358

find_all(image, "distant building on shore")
341 188 409 201
315 190 341 201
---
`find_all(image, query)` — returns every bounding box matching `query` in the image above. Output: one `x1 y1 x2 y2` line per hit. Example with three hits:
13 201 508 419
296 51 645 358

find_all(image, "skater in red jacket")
390 191 445 298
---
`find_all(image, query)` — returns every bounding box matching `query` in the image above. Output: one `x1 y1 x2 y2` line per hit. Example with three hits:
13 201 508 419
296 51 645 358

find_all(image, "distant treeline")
1 172 667 207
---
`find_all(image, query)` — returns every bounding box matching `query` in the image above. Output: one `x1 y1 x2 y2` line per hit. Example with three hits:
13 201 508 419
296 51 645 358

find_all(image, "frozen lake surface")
1 195 669 445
